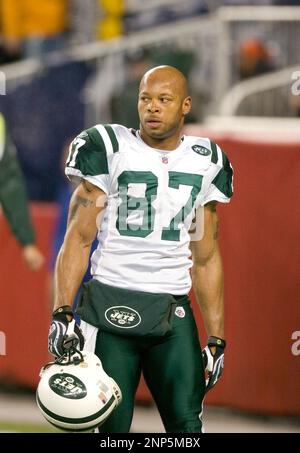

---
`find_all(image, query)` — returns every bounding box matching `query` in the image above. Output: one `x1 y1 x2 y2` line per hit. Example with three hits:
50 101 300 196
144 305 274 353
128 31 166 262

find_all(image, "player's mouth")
146 119 162 129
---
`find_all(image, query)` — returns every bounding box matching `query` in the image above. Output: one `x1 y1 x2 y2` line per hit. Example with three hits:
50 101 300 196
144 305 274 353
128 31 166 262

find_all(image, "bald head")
139 65 189 99
138 65 192 149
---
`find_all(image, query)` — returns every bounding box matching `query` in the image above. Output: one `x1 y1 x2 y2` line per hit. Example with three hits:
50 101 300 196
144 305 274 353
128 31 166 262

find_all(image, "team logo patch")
175 306 186 318
49 373 87 399
105 306 141 329
192 145 211 156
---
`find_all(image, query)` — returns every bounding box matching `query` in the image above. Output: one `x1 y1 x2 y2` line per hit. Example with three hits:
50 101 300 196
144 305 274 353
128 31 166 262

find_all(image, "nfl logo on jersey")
161 156 168 164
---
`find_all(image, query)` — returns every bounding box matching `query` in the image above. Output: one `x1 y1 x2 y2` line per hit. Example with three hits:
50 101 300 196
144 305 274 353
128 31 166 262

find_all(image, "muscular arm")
190 202 224 339
53 180 107 311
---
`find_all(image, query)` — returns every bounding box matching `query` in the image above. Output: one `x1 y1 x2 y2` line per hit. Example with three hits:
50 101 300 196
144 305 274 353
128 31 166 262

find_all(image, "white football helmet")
36 350 122 432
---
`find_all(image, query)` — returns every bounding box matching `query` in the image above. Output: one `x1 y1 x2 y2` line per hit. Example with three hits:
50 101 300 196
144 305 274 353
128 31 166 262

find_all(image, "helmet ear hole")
36 351 122 431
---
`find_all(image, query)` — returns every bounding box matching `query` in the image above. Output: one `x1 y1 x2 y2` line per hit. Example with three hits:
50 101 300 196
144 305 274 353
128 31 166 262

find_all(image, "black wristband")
52 305 73 317
207 336 226 349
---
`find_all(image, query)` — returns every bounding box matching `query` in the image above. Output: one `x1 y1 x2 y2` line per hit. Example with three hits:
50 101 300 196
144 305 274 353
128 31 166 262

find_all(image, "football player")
48 66 233 432
0 113 44 270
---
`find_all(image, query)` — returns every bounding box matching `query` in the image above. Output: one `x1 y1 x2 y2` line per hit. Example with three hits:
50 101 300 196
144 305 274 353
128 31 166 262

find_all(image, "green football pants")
95 296 206 433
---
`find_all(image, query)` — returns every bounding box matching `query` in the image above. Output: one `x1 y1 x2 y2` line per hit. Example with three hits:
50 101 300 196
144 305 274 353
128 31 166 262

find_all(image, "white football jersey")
66 124 233 295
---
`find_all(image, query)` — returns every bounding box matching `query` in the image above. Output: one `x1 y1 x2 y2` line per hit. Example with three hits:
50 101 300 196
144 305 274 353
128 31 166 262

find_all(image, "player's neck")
139 130 183 151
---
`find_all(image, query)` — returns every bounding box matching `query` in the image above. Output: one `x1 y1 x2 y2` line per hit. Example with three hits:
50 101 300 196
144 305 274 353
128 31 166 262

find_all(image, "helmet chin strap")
55 346 84 366
51 319 84 365
63 319 77 349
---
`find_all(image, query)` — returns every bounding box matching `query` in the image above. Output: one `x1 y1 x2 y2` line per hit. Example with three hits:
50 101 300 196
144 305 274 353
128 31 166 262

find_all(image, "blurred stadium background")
0 0 299 433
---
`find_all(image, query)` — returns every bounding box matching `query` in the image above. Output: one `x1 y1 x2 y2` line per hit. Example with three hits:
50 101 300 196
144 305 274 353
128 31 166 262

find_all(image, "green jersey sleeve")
0 115 35 246
202 141 234 205
65 126 110 194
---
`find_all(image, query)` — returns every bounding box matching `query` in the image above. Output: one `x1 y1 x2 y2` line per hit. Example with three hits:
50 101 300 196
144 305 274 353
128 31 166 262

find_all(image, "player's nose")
147 99 160 112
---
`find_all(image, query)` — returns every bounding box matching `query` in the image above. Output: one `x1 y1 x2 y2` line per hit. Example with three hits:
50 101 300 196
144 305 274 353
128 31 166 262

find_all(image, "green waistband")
172 294 190 305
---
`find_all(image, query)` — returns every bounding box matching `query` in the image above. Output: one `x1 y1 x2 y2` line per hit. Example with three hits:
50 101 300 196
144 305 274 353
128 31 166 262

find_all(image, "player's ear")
182 96 192 116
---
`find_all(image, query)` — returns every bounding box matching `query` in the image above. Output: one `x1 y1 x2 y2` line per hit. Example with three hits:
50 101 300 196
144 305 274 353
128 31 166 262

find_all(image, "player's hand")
48 305 85 357
22 244 44 271
202 336 226 393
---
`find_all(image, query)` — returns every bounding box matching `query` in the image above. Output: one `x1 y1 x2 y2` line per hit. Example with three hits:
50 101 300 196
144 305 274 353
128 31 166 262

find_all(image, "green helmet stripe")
36 393 115 425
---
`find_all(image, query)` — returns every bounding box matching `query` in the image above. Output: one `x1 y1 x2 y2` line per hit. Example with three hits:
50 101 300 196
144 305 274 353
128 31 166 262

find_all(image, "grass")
0 421 61 433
